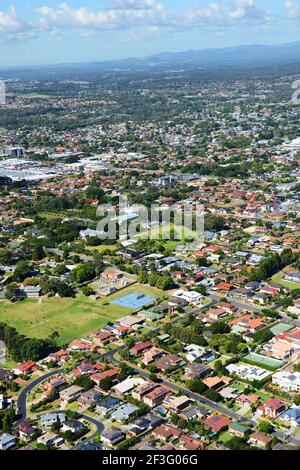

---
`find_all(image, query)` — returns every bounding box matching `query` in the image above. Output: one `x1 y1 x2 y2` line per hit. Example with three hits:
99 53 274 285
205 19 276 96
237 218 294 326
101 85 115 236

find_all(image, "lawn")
271 271 300 291
218 431 233 444
0 296 131 346
137 223 200 245
86 244 119 254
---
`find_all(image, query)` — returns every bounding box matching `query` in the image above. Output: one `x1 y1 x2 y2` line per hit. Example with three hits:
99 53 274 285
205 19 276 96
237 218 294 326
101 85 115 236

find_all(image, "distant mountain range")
142 41 300 68
1 41 300 78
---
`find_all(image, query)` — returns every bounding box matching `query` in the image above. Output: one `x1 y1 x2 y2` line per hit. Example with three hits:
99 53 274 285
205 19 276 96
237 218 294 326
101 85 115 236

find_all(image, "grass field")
0 284 165 346
0 296 130 346
137 223 200 246
86 244 119 254
271 271 300 291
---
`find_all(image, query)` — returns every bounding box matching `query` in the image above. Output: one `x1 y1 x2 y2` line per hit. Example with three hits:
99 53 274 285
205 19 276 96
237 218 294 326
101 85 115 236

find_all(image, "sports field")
243 352 285 370
0 284 165 346
0 296 130 345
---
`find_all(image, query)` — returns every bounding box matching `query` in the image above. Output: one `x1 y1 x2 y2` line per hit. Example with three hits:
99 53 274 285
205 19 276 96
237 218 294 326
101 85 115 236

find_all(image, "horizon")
0 1 300 67
0 38 299 70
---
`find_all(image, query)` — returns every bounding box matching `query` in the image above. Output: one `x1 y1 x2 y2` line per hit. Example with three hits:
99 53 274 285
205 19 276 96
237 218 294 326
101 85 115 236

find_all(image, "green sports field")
0 297 129 345
0 284 165 346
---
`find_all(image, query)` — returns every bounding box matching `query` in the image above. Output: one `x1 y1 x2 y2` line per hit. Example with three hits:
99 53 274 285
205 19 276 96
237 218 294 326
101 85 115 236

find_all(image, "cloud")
184 0 266 27
0 5 36 41
285 0 300 19
0 1 276 44
229 0 265 20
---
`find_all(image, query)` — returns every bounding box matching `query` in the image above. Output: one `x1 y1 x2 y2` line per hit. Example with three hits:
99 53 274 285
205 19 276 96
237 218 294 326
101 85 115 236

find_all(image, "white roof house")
112 378 146 395
272 372 300 392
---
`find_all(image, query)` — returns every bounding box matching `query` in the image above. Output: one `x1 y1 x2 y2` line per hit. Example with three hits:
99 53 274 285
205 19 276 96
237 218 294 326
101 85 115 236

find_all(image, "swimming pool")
111 292 155 309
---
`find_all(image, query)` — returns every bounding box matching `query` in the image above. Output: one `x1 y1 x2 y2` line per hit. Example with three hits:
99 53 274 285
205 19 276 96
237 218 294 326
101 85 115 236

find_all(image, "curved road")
15 368 105 446
16 368 64 423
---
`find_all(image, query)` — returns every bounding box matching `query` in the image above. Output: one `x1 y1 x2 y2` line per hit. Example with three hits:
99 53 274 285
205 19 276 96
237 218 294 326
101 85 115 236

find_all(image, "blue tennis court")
111 292 154 309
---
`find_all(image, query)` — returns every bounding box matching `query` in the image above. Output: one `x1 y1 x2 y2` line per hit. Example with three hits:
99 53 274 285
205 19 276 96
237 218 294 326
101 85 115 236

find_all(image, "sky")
0 0 300 66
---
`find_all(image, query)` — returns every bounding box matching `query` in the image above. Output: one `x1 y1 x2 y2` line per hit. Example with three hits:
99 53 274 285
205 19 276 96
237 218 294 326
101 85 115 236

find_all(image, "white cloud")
285 0 300 19
0 1 279 44
0 5 36 41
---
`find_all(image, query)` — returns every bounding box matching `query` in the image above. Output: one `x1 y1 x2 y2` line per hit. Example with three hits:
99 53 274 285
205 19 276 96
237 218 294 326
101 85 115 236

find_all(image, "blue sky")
0 1 299 66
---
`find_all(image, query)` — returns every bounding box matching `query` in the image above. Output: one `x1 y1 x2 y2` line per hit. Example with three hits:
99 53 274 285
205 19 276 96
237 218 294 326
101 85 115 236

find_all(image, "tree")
149 373 159 382
210 321 231 335
69 262 96 284
257 420 273 433
203 389 222 402
5 283 20 302
81 286 95 297
118 363 135 381
13 261 32 282
186 379 207 394
99 376 113 391
294 395 300 406
32 245 46 261
73 375 94 391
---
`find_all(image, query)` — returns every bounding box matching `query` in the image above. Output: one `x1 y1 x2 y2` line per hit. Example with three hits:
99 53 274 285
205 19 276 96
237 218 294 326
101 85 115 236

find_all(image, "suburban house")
37 432 63 448
248 431 272 449
111 403 139 422
154 354 183 372
101 427 125 447
152 424 182 441
272 372 300 392
42 377 68 399
204 415 231 433
59 385 83 404
142 347 164 365
112 378 145 396
236 394 259 407
14 361 37 376
0 433 17 451
178 434 204 451
258 398 287 418
132 382 157 401
61 420 85 434
91 369 119 386
179 405 209 421
228 422 249 438
40 412 66 428
14 421 40 441
280 406 300 427
285 272 300 284
92 330 114 347
167 396 192 413
78 389 102 409
142 386 171 407
130 342 153 357
182 363 212 380
203 376 232 391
